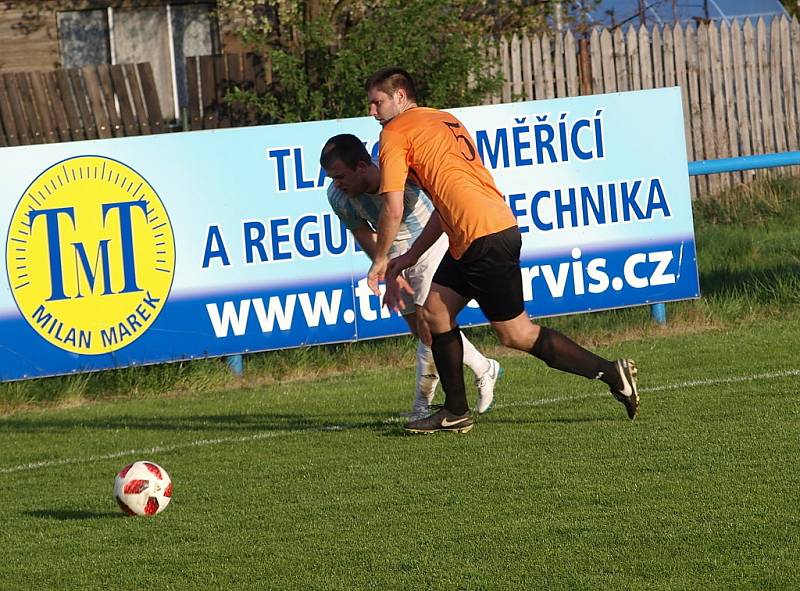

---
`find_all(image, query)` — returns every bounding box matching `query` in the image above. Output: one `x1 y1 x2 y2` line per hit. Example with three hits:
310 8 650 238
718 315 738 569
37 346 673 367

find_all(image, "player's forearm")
375 191 404 261
358 241 379 261
352 226 379 261
406 211 444 261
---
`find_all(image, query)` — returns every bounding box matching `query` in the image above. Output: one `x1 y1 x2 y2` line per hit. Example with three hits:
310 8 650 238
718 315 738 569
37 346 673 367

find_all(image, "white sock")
415 341 439 405
461 333 490 378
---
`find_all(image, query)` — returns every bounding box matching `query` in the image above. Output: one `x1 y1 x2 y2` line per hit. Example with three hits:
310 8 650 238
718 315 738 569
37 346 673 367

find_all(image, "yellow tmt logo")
6 156 175 355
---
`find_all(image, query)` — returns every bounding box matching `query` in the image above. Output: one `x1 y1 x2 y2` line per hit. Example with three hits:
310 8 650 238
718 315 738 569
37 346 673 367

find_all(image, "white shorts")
389 234 449 316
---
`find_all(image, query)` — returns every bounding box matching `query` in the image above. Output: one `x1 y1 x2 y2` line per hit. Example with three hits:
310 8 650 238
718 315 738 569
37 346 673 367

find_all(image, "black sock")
431 326 468 415
530 327 618 387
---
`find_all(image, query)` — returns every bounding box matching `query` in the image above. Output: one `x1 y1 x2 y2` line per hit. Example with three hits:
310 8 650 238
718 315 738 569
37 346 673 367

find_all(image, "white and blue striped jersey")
327 160 435 257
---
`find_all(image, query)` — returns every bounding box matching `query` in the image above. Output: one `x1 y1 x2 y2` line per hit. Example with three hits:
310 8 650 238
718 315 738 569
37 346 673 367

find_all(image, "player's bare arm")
383 212 445 312
388 211 444 281
351 223 379 260
367 189 404 295
354 221 413 301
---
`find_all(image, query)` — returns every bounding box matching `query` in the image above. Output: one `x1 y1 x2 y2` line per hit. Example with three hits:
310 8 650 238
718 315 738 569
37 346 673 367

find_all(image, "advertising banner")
0 87 699 381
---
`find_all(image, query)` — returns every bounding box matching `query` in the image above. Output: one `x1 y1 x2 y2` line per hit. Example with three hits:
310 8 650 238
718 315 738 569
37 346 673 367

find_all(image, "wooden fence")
0 62 164 147
185 16 800 197
493 16 800 195
184 53 267 130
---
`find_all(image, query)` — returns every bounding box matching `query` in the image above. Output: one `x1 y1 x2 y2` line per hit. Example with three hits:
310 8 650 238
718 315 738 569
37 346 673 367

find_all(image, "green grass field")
1 317 799 590
1 177 799 590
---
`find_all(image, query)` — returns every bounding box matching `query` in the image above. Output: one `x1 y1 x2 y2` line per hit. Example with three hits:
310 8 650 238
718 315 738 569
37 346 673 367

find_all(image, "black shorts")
433 225 524 322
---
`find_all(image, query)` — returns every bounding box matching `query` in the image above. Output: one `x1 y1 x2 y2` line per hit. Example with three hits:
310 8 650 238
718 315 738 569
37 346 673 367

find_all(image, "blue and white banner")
0 87 698 381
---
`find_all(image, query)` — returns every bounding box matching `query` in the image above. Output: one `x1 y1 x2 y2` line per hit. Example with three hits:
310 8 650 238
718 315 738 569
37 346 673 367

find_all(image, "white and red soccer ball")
114 460 173 516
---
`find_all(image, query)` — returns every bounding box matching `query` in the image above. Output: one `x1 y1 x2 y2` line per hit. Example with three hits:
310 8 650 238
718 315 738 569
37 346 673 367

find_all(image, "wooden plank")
226 53 247 126
639 25 653 89
780 17 798 163
651 25 663 88
720 21 742 184
69 69 98 139
599 29 616 93
769 18 786 154
137 63 165 134
96 65 124 137
28 71 59 143
614 28 628 92
0 75 21 146
43 71 72 142
627 26 641 91
554 32 566 97
541 33 555 99
510 35 523 101
54 70 85 141
791 18 800 160
685 25 707 195
3 73 32 145
82 66 112 139
531 34 545 99
697 23 719 193
671 24 697 197
226 53 243 85
731 19 752 158
213 54 230 127
564 31 579 96
123 64 151 135
109 64 139 136
757 18 775 157
521 34 534 100
708 22 730 189
0 75 10 146
497 38 510 103
663 25 675 87
199 55 219 127
491 42 502 104
743 19 764 162
481 44 493 105
790 17 800 174
589 29 603 94
18 73 46 144
577 37 591 94
755 18 772 179
185 56 203 130
242 54 259 125
253 53 268 94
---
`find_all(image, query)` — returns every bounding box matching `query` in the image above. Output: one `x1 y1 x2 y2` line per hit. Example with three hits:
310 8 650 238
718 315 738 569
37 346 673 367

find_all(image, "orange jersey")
378 107 517 259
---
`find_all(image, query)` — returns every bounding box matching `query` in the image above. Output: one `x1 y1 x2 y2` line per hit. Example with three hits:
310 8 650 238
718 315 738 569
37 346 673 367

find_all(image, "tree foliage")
217 0 555 123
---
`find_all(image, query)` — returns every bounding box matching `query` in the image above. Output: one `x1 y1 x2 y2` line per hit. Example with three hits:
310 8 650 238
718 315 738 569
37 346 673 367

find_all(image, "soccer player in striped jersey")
320 134 502 419
364 67 639 433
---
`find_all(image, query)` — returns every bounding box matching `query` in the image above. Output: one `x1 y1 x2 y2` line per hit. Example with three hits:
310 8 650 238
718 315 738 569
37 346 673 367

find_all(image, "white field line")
496 368 800 409
2 369 798 476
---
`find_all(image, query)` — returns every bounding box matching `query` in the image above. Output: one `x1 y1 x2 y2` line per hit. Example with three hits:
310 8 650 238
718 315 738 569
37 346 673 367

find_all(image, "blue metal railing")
648 150 800 326
688 151 800 176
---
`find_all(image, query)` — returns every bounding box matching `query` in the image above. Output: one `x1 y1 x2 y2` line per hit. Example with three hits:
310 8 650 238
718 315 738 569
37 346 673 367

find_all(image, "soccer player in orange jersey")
320 134 502 419
364 67 639 434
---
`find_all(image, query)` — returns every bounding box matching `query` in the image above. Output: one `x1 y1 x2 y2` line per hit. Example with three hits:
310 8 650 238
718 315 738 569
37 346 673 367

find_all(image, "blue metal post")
227 354 243 376
650 302 667 325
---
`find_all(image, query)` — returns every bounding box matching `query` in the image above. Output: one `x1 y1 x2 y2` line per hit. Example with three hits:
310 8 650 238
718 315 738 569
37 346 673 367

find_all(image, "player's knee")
419 304 438 328
421 303 451 333
496 327 536 351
